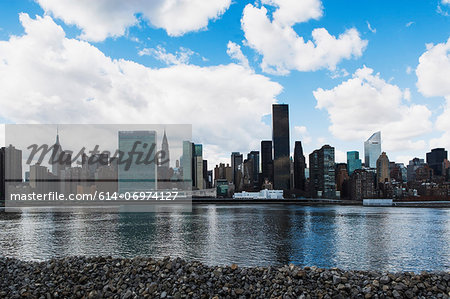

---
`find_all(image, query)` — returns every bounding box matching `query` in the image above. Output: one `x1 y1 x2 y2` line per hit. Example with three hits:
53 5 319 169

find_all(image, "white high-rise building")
364 131 381 168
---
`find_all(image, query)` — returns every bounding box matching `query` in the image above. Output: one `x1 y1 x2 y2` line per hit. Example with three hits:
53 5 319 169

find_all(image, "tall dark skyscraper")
261 140 273 184
247 151 259 188
426 148 447 177
272 104 290 190
293 141 306 191
231 152 243 191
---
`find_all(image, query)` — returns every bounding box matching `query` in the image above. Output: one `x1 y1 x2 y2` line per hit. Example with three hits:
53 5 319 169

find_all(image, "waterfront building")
233 189 284 200
181 141 192 188
376 152 390 184
194 144 203 190
261 140 273 184
364 131 381 168
335 163 349 193
247 151 260 190
214 163 232 184
407 158 425 182
272 104 290 190
347 151 362 175
349 169 376 201
293 141 306 191
426 148 448 177
309 145 336 198
231 152 243 191
5 145 22 184
118 131 157 194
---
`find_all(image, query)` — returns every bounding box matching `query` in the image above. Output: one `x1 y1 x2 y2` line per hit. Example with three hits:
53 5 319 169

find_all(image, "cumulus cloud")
138 46 195 65
226 41 250 69
241 0 367 75
35 0 232 41
416 37 450 150
293 126 312 145
313 66 432 152
0 14 282 164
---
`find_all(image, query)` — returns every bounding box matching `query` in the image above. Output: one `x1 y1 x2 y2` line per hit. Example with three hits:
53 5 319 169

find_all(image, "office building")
231 152 243 191
376 152 390 184
261 141 273 184
347 151 362 175
293 141 306 191
309 145 336 198
364 131 381 168
118 131 157 194
272 104 290 190
246 151 260 190
426 148 448 177
51 131 62 176
335 163 349 192
5 145 22 183
214 163 232 184
349 169 376 201
193 144 203 190
407 158 425 182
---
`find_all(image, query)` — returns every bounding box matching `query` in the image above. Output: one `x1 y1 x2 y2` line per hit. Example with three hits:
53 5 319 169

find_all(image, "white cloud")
366 21 376 33
416 38 450 98
416 37 450 150
293 125 312 144
405 21 415 28
226 41 250 69
241 1 368 75
442 0 450 5
35 0 232 41
406 66 413 74
138 45 195 65
313 66 432 152
0 14 282 165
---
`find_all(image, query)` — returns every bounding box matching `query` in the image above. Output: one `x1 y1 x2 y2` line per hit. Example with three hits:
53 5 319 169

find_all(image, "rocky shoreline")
1 257 449 298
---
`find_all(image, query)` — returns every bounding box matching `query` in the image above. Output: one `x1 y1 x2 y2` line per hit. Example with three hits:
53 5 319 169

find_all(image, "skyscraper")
118 131 157 194
376 152 390 183
161 129 170 168
247 151 260 189
231 152 243 191
272 104 290 190
181 141 192 188
293 141 306 191
347 151 362 175
5 145 22 183
261 140 273 184
426 148 447 177
194 144 203 190
364 131 381 168
51 130 62 177
309 145 336 198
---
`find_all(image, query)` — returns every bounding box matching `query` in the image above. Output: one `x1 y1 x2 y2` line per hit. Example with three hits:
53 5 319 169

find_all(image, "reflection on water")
0 205 449 272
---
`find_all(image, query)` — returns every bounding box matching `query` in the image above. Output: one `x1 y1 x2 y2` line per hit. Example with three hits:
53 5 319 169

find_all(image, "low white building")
233 189 284 200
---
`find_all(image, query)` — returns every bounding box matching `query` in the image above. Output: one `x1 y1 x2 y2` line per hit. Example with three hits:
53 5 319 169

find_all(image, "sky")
0 0 450 169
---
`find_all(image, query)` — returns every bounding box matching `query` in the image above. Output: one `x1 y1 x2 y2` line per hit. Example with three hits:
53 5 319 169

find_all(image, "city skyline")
0 0 450 170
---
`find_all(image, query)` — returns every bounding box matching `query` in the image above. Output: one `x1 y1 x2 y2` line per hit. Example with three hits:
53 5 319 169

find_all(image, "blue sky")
0 0 450 167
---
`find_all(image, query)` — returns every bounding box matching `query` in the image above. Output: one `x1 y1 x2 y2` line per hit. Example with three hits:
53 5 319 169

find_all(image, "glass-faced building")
118 131 157 194
364 131 381 168
261 140 273 184
426 148 447 177
309 145 336 199
272 104 290 190
347 151 362 175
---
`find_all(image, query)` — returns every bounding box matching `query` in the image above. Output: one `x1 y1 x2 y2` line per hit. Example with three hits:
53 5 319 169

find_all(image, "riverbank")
1 257 449 298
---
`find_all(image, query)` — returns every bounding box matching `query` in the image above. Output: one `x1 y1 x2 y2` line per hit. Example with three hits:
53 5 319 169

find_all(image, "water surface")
1 204 449 272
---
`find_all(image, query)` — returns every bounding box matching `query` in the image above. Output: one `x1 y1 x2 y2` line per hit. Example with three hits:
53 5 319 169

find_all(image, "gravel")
1 256 449 298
